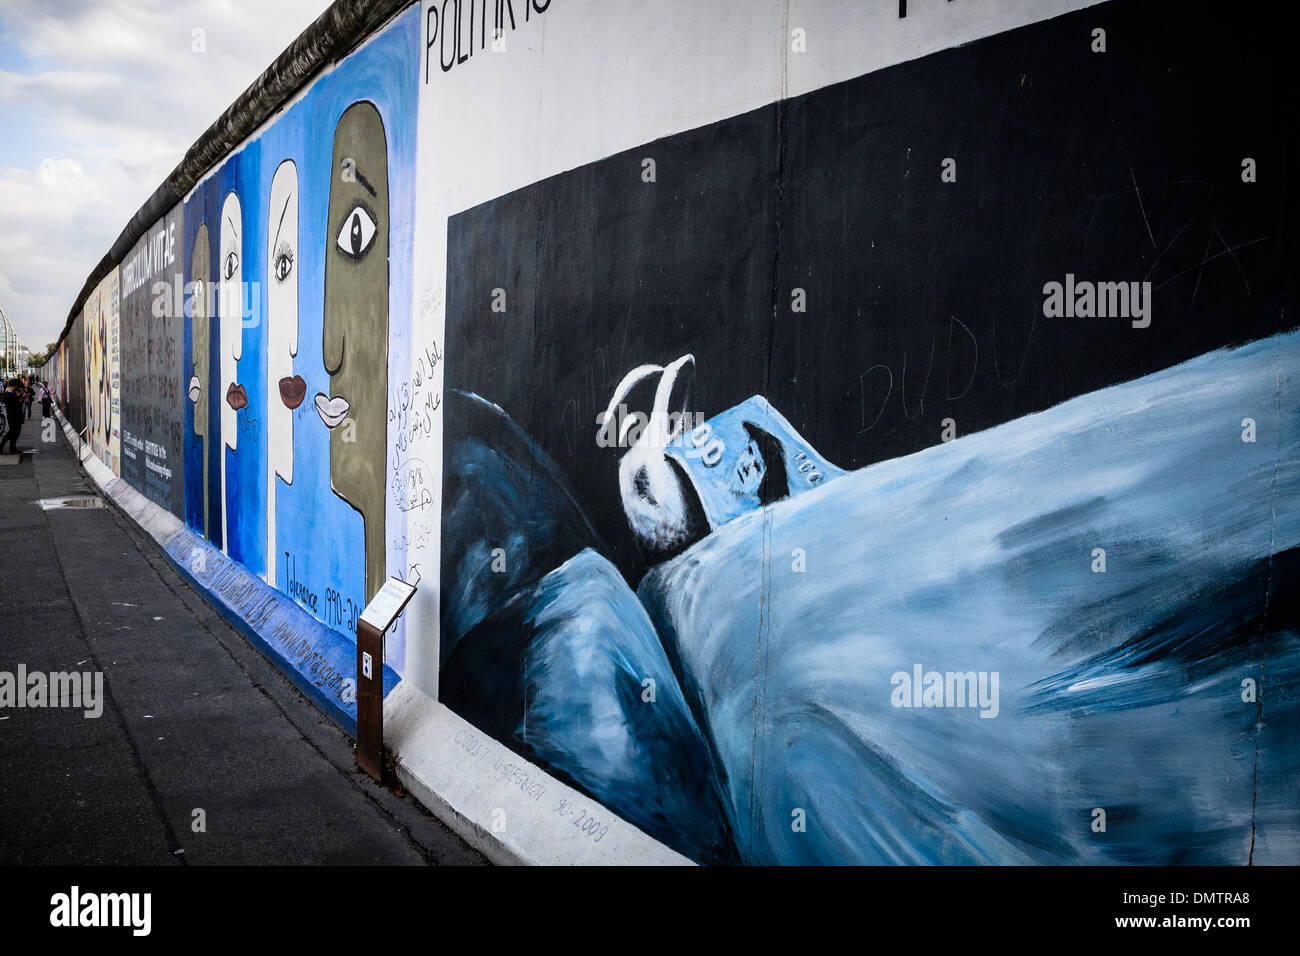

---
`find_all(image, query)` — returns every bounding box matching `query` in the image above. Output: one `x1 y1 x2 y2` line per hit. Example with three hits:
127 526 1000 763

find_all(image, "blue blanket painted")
639 332 1300 864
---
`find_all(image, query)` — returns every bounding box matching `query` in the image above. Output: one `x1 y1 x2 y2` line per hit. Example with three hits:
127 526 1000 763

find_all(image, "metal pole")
0 307 12 378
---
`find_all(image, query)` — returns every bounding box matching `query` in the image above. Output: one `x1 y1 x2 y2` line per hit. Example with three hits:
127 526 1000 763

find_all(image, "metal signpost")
355 576 416 781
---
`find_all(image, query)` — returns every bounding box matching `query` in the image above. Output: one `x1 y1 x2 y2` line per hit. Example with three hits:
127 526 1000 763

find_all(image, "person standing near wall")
40 381 52 419
1 381 24 454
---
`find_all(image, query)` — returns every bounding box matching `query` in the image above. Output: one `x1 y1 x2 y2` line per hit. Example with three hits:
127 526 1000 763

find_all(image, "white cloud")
0 0 325 349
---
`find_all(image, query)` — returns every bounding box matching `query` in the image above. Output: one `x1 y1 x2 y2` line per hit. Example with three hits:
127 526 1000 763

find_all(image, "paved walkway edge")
55 412 692 866
57 414 397 734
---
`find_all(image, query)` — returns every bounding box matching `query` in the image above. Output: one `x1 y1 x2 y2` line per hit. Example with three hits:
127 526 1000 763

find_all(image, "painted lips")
314 393 350 429
279 375 307 410
188 376 201 404
226 383 248 410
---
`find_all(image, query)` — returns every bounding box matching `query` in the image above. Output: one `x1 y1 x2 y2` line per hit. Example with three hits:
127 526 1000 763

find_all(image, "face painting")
321 101 389 603
267 160 299 588
219 191 243 556
190 223 211 539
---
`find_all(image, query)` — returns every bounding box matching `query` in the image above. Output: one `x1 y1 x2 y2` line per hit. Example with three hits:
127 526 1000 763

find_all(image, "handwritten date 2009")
553 797 608 844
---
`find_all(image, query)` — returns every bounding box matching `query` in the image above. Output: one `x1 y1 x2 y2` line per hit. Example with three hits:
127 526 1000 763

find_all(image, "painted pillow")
441 547 737 864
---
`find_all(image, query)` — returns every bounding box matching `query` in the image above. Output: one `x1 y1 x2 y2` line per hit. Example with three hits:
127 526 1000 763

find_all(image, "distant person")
22 378 34 420
40 382 52 419
1 380 23 454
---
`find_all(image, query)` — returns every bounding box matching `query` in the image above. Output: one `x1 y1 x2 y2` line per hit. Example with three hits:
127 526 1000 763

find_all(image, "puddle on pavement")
36 495 105 510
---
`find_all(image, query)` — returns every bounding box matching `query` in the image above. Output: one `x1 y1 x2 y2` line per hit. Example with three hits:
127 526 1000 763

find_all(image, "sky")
0 0 327 354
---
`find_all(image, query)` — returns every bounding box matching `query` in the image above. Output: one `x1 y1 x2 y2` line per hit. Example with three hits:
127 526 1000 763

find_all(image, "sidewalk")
0 422 485 865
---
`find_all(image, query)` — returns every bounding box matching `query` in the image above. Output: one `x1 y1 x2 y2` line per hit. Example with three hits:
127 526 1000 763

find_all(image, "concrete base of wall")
385 682 692 865
54 410 692 866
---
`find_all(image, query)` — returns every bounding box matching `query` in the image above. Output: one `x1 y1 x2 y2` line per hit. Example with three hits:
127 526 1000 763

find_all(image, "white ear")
599 363 662 436
647 354 694 447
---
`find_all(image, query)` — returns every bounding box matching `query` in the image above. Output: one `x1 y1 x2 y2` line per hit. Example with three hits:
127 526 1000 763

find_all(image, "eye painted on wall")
223 250 240 281
336 204 377 259
273 241 295 282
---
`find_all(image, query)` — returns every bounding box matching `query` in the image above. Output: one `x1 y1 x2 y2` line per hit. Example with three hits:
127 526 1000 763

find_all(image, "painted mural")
64 317 84 434
174 6 417 649
120 205 184 515
438 1 1295 864
187 222 212 540
266 159 299 589
41 0 1297 867
57 340 68 416
321 100 391 605
82 269 120 474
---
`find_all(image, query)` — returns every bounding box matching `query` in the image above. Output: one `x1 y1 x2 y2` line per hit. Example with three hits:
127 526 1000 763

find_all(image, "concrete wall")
43 0 1298 865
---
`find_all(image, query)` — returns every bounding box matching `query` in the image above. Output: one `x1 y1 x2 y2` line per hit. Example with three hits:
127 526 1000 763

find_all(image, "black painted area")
771 0 1288 471
445 0 1289 587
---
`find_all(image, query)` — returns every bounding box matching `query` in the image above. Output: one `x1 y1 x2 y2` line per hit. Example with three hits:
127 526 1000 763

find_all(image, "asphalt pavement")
0 417 486 865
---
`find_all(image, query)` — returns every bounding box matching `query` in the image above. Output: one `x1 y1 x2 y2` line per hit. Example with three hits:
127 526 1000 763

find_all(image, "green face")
190 223 210 537
190 223 210 442
322 101 389 601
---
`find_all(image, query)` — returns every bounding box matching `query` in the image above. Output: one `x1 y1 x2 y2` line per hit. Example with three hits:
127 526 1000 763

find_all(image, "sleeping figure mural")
443 335 1300 866
319 101 389 604
599 354 845 561
437 0 1296 866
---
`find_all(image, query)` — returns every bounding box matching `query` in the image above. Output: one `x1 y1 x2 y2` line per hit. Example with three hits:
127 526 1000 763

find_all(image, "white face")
219 191 243 450
267 160 299 484
219 191 243 336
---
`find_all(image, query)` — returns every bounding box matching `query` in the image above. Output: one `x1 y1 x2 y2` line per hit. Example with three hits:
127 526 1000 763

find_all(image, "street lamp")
0 305 23 379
